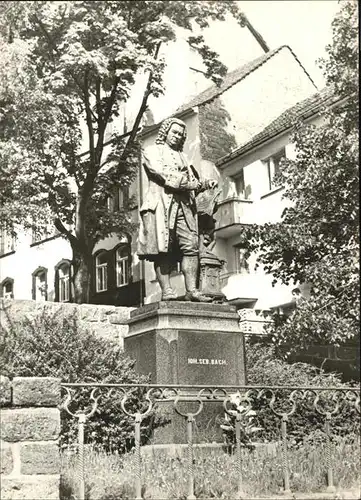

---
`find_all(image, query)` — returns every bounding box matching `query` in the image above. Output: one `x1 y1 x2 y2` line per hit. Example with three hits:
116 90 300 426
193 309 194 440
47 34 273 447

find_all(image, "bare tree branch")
54 217 77 246
83 70 95 168
120 42 162 163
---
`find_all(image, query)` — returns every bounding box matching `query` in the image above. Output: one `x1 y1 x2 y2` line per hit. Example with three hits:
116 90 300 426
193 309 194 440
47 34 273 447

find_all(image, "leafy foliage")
245 0 359 352
0 306 162 452
245 342 359 445
0 0 245 302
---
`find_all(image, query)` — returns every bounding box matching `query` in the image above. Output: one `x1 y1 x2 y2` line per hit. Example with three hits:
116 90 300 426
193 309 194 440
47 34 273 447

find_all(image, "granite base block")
125 301 246 445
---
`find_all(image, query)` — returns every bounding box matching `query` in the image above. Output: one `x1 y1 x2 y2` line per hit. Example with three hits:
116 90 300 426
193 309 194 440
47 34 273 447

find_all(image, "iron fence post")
77 412 86 500
187 414 196 500
281 414 291 495
235 413 246 499
134 412 142 500
325 413 336 493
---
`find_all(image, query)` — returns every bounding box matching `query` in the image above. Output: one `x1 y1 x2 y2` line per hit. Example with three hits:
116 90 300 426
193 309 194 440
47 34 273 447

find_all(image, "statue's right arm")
143 149 200 191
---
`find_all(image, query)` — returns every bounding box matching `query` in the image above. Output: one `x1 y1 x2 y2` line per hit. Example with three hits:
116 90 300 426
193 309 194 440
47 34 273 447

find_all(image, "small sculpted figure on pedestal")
137 117 218 302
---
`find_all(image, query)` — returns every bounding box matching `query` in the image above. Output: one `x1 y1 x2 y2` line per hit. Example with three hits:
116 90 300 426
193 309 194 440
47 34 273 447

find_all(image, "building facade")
212 87 340 323
0 45 318 309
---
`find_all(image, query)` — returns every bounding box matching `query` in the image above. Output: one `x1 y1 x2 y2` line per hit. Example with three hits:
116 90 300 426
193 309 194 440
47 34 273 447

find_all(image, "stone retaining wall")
0 299 133 347
0 376 61 500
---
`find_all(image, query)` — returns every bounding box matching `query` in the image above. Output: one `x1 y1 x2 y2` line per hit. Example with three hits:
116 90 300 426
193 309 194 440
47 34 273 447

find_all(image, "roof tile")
175 46 287 114
216 87 338 165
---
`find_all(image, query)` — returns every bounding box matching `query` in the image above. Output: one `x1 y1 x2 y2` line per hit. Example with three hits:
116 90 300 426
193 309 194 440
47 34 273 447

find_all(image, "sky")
202 0 341 89
120 0 342 126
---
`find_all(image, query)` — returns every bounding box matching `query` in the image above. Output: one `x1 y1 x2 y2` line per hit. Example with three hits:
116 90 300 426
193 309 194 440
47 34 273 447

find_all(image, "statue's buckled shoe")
184 290 212 303
162 288 178 301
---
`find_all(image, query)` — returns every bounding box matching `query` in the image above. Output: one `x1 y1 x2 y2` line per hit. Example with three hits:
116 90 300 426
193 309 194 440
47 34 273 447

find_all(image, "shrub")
244 341 360 445
0 306 162 452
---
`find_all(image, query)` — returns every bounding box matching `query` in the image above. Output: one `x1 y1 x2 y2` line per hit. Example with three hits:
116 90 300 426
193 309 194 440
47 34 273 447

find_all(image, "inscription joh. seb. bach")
179 330 237 386
188 358 227 365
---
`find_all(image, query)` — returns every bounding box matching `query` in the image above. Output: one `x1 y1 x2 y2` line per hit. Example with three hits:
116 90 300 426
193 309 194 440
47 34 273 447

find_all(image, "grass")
60 436 360 499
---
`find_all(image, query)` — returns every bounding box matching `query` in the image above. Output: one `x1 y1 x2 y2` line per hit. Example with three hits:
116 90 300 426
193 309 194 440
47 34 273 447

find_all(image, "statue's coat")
137 144 207 260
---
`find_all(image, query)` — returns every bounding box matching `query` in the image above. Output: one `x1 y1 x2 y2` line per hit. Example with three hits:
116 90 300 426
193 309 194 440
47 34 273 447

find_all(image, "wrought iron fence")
61 383 360 500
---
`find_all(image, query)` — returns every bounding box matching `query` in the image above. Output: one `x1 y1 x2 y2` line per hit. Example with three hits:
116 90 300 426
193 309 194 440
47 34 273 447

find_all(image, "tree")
245 0 359 355
0 0 245 303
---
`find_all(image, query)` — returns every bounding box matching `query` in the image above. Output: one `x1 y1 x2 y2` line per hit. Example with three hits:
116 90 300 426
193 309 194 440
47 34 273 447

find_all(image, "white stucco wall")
0 233 72 301
123 18 266 129
219 47 317 147
216 113 323 309
0 37 321 308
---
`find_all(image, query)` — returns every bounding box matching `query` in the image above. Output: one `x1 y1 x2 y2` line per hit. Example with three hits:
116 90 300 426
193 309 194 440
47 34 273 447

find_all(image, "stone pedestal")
199 252 226 302
124 301 246 444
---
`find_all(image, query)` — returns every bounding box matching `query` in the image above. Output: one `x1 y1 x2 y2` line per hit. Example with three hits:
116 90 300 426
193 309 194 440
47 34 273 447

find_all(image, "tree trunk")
72 247 93 304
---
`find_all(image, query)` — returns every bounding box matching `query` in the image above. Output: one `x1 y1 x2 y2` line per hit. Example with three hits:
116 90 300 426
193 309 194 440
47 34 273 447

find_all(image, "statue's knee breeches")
175 213 199 256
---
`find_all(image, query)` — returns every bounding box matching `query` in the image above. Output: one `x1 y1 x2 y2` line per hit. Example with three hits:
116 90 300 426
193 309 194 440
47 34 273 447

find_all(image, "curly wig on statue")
155 117 187 151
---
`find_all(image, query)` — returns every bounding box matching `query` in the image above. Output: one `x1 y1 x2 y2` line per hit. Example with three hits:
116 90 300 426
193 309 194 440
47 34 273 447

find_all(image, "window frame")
0 228 15 256
32 267 48 301
55 259 72 303
234 245 250 275
95 251 108 293
262 148 286 193
115 245 130 287
1 277 14 299
58 265 70 302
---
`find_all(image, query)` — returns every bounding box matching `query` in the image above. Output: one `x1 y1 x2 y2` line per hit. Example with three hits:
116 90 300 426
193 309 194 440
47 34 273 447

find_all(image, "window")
263 148 286 191
96 252 108 292
107 186 129 212
32 227 50 244
116 246 129 287
55 261 71 302
0 228 15 255
115 187 130 211
1 278 14 299
235 246 249 275
31 223 59 244
235 171 246 198
59 266 70 302
32 267 47 301
116 187 128 210
233 172 252 200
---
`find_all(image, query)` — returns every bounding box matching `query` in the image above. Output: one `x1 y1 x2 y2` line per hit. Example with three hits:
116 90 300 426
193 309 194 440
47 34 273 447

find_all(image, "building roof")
175 45 316 115
141 45 316 138
216 86 341 166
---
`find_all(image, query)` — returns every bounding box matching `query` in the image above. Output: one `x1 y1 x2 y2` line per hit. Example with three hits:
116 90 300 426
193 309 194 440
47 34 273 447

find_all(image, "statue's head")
155 117 187 151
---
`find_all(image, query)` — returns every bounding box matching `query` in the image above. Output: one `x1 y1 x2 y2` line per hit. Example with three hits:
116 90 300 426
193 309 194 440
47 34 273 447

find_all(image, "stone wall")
0 376 61 500
0 299 133 348
198 97 237 162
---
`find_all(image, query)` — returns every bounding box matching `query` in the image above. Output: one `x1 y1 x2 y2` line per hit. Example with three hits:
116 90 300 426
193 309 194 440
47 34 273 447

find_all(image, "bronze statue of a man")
138 117 218 302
